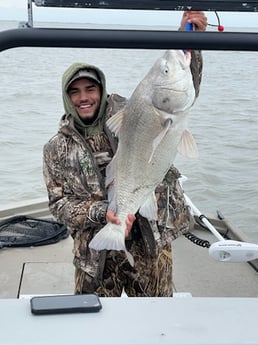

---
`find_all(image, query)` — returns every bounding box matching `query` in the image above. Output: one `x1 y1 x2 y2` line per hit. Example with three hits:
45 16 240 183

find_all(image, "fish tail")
89 223 135 267
89 223 125 251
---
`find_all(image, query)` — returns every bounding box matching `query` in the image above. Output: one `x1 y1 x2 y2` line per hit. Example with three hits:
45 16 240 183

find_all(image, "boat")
0 1 258 344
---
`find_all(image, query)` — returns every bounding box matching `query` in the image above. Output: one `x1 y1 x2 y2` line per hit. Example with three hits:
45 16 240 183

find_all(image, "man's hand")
180 11 208 32
106 210 136 237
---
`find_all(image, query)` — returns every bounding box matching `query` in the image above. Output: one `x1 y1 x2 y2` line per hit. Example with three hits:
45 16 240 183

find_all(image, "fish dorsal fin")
177 129 199 158
106 109 125 137
148 118 172 163
139 191 158 221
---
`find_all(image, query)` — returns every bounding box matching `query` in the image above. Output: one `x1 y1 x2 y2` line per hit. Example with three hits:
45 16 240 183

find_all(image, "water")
0 21 258 242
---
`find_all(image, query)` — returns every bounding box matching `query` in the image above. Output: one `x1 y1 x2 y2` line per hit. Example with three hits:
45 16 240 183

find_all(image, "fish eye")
162 65 169 75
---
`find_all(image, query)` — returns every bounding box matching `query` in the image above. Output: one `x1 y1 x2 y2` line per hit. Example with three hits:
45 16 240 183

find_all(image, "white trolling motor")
179 176 258 263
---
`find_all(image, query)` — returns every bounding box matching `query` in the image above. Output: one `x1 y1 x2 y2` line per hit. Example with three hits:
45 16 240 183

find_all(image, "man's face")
68 78 101 121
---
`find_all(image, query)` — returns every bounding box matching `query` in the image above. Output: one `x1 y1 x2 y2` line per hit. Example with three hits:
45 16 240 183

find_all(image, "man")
43 11 207 297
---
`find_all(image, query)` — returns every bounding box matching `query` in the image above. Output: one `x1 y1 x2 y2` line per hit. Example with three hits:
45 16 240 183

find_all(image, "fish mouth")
156 86 188 93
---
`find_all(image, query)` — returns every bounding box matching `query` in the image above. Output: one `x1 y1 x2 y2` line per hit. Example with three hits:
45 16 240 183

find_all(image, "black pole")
32 0 258 12
0 28 258 52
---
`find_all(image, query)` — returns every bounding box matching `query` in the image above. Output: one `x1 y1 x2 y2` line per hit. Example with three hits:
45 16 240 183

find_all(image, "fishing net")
0 215 68 248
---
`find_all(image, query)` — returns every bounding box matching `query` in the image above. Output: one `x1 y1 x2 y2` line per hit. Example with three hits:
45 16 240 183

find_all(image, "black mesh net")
0 216 68 248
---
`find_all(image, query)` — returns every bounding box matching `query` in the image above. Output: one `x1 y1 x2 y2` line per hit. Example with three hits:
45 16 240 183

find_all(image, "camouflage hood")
62 63 108 136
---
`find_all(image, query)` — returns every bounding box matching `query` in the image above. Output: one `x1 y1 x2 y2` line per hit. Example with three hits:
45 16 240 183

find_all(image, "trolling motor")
179 176 258 263
209 240 258 262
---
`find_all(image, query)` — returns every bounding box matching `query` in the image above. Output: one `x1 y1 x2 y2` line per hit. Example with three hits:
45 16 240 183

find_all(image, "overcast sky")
0 0 257 27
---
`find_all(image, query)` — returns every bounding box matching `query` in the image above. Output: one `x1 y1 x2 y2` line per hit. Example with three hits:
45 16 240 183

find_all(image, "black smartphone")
30 294 102 315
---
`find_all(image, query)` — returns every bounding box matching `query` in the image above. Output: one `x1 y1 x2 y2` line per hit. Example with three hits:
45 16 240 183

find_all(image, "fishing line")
184 12 224 53
184 11 224 32
208 11 225 32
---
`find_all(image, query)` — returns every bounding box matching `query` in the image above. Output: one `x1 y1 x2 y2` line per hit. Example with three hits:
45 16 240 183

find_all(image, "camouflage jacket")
43 50 202 275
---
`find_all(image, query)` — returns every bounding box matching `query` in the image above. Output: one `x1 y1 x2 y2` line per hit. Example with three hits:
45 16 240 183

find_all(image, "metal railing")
0 28 258 53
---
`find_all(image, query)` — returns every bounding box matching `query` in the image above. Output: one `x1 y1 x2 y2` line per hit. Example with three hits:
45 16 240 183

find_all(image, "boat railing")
0 28 258 52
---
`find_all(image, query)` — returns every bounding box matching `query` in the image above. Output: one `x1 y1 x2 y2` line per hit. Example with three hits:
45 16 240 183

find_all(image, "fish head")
149 50 196 116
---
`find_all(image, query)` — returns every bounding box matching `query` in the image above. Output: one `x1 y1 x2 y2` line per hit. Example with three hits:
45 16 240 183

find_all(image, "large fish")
89 50 198 265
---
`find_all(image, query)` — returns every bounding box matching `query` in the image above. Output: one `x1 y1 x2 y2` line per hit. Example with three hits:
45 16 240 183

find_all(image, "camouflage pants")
74 239 173 297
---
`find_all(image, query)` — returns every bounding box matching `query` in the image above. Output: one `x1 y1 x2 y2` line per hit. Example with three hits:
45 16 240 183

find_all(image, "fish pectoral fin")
177 129 199 158
106 109 125 137
139 191 158 221
148 119 172 163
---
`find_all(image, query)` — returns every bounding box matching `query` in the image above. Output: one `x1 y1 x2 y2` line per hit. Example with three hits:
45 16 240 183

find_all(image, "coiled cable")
184 231 211 248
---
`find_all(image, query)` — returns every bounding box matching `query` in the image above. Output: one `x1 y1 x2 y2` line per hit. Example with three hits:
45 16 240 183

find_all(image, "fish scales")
89 50 198 266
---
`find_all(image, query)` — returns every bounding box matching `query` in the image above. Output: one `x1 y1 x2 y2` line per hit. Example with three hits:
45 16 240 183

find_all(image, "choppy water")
0 21 258 242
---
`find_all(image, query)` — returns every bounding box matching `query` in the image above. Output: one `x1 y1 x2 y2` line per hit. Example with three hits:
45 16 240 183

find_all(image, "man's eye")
87 86 95 92
68 89 78 95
